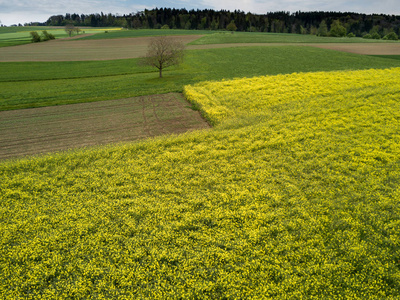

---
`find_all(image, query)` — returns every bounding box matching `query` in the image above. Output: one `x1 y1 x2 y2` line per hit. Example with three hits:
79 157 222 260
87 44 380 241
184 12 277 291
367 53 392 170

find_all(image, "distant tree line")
38 9 400 38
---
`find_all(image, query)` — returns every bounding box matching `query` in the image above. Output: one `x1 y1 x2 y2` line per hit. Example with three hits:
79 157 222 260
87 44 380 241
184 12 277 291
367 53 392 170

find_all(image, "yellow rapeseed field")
1 68 400 299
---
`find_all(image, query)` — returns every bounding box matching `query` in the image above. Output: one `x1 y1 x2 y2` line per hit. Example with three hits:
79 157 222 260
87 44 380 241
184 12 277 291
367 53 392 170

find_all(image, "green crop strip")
75 29 214 40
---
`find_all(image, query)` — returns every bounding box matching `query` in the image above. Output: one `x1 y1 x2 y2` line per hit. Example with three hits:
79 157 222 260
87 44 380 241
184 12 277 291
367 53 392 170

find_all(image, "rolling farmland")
0 29 400 298
1 33 400 62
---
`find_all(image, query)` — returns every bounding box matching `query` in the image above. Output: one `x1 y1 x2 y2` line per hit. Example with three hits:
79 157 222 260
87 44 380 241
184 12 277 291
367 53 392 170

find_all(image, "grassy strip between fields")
0 27 122 47
0 68 399 298
371 54 400 60
75 29 214 40
2 46 400 111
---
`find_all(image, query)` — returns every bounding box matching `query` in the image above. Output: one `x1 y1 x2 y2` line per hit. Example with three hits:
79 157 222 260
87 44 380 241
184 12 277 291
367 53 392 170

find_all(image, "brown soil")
306 43 400 55
0 35 204 62
0 93 210 160
1 37 400 62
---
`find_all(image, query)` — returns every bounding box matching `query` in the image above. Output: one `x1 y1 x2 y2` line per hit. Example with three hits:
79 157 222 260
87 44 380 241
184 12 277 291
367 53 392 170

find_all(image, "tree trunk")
159 67 162 78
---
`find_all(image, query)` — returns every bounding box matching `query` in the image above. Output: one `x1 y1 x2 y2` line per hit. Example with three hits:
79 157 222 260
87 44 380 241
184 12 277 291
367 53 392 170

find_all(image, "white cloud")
0 0 147 25
197 0 400 14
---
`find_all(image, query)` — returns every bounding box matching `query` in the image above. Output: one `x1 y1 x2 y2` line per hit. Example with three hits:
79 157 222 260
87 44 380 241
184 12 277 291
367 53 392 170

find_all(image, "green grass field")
372 54 400 60
1 46 400 111
1 31 400 299
2 27 397 48
0 29 64 47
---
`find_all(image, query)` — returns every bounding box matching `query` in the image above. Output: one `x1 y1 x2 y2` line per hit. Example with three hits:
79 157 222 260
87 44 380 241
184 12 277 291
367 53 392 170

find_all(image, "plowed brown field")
0 93 210 160
0 35 204 61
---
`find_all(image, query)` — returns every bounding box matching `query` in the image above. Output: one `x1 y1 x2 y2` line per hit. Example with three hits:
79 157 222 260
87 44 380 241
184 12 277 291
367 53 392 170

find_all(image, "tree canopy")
40 9 400 37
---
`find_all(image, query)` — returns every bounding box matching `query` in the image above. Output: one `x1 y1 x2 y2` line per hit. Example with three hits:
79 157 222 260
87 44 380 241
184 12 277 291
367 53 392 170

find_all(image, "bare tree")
65 24 75 37
140 36 185 78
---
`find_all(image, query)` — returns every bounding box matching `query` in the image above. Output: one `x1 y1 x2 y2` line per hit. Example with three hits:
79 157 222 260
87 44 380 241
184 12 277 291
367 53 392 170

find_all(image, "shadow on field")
0 93 210 160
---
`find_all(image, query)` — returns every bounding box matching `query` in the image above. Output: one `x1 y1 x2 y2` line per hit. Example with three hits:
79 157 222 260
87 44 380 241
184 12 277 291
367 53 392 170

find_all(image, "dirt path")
0 93 210 160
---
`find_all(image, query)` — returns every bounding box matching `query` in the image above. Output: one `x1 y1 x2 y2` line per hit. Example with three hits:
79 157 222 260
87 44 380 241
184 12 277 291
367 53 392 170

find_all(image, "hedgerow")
1 68 400 299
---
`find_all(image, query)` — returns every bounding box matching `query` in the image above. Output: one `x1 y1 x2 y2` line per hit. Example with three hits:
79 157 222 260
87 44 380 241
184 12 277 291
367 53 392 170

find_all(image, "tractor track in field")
140 96 151 137
0 93 210 160
149 94 167 136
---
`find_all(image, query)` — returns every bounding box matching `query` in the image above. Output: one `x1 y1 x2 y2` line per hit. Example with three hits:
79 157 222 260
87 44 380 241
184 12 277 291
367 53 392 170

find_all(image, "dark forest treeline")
41 8 400 37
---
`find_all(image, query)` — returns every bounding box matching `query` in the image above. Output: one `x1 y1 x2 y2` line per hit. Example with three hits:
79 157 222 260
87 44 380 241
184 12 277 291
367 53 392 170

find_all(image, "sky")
1 0 399 26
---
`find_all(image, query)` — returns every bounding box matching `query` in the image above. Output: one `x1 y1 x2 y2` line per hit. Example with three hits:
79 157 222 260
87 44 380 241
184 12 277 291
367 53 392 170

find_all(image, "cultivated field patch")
0 93 210 160
310 43 400 55
0 35 204 61
3 46 400 112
